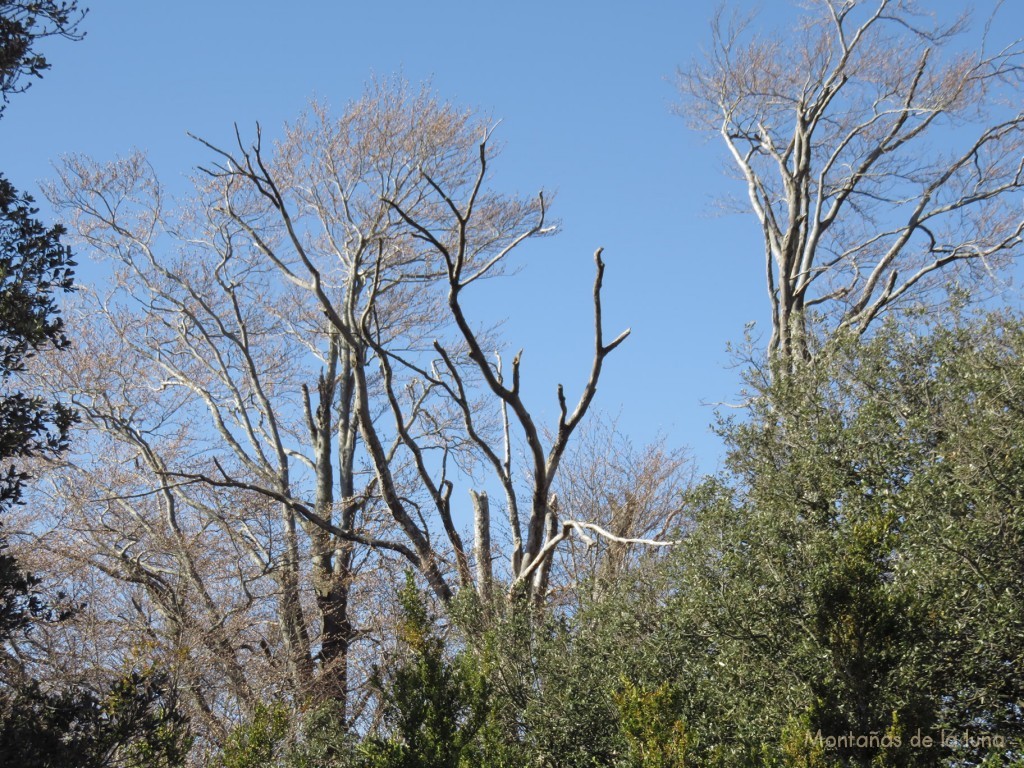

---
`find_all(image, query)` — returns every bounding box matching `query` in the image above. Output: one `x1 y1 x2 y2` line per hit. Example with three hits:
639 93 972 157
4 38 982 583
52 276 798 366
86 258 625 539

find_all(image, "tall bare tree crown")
678 0 1024 362
28 78 643 739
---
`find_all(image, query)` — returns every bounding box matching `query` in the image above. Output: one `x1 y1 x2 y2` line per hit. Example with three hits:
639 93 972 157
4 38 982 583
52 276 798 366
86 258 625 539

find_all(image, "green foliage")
0 0 87 111
0 7 190 767
0 174 77 508
285 700 360 768
0 0 79 511
0 0 79 657
462 600 628 768
100 667 193 768
615 680 690 768
360 572 488 768
0 530 64 638
1 0 80 508
186 313 1024 768
639 313 1024 766
0 665 191 768
482 311 1023 768
776 711 838 768
217 702 292 768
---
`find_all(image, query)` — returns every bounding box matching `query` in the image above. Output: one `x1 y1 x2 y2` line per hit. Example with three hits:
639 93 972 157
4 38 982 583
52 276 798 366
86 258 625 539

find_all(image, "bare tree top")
679 0 1024 362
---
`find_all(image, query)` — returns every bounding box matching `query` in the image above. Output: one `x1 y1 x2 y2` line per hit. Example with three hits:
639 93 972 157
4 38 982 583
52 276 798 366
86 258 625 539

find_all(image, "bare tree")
36 79 656 744
548 415 694 606
679 0 1024 362
22 300 324 745
41 81 512 726
163 81 659 612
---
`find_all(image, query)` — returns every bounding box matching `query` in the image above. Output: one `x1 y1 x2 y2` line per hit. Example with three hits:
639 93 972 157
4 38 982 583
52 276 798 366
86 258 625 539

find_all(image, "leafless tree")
679 0 1024 362
158 81 658 611
36 79 661 744
39 80 509 727
548 415 694 606
21 301 326 746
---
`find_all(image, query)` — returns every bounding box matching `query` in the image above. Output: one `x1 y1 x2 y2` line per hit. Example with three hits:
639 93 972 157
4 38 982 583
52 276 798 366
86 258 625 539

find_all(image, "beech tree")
175 92 639 610
679 0 1024 363
38 82 497 729
35 80 649 743
548 416 692 607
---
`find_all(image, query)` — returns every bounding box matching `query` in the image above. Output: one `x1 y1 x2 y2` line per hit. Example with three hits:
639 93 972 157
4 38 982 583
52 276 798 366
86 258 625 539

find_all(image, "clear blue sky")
3 1 1021 474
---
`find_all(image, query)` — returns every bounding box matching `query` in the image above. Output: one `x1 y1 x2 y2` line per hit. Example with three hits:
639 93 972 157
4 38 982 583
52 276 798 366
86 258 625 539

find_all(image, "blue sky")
3 1 1021 474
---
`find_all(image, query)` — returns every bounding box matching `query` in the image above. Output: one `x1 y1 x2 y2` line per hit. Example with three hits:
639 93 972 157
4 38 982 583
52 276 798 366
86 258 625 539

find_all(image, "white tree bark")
680 0 1024 362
